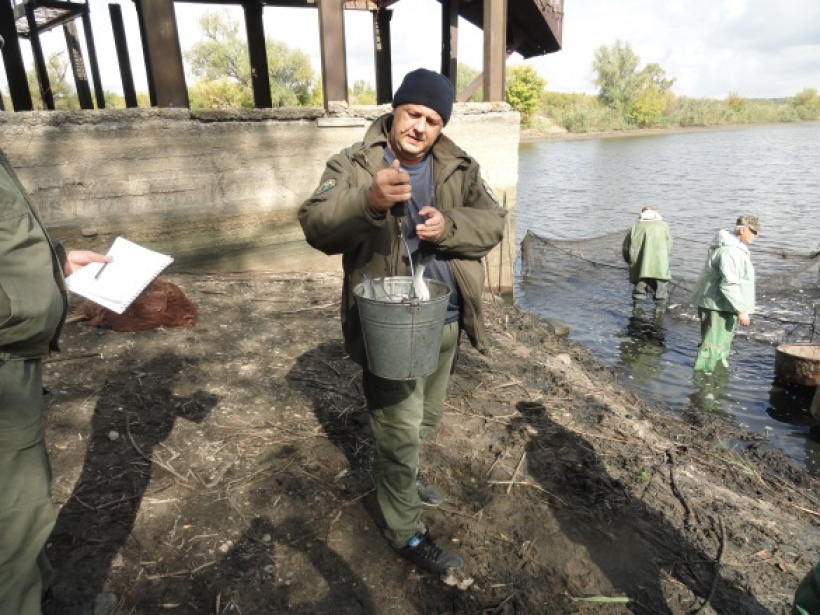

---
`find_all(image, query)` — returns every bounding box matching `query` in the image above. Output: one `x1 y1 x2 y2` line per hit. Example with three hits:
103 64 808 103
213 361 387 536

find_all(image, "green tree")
593 41 676 126
26 52 79 110
189 76 254 109
349 79 375 105
592 40 643 113
790 88 820 120
505 64 547 123
184 10 319 108
726 91 747 114
456 63 482 102
628 86 666 127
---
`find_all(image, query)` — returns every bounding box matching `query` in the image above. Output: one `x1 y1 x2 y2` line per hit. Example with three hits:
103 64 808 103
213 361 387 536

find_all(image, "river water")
514 123 820 475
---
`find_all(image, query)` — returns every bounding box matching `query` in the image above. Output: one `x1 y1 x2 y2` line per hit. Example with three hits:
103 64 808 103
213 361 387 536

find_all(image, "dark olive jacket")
0 151 67 360
298 114 507 365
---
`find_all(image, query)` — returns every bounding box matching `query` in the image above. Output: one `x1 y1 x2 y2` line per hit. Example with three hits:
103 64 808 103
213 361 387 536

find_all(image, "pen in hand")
94 261 109 280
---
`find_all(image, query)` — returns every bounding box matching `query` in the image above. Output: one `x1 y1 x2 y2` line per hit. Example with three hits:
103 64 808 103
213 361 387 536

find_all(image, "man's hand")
64 250 112 276
367 159 411 213
417 206 446 243
738 312 751 326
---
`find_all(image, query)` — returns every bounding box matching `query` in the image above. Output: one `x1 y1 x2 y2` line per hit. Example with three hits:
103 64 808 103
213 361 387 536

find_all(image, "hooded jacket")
0 151 67 360
691 229 755 314
298 113 507 365
622 219 673 284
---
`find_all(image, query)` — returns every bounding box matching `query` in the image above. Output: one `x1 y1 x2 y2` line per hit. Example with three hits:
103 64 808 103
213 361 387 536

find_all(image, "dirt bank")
43 271 819 614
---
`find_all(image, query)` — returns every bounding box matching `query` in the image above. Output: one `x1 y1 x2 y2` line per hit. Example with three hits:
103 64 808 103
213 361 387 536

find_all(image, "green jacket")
298 114 507 365
621 219 673 284
691 229 755 314
0 151 67 360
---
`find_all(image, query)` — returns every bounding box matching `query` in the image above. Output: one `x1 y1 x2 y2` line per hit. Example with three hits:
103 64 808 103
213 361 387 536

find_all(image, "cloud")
2 0 817 103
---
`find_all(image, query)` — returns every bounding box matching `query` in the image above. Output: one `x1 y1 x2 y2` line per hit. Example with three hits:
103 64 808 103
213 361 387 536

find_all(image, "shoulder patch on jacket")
482 180 498 203
314 178 337 196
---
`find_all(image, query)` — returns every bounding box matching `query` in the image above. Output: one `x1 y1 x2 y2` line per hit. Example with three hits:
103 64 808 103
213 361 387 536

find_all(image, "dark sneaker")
396 531 464 573
416 471 445 506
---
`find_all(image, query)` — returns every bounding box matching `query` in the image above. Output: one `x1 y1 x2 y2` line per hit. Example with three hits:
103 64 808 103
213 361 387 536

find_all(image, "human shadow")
286 341 379 518
513 400 772 614
47 353 218 604
180 515 377 614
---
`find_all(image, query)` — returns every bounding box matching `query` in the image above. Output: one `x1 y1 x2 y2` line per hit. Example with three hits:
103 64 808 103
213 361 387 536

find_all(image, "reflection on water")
618 305 667 385
515 123 820 475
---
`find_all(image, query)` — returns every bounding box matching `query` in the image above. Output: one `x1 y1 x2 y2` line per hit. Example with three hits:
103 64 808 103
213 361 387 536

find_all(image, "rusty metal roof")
170 0 563 58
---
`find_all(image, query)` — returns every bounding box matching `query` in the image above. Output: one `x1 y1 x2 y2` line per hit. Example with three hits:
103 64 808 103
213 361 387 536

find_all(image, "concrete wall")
0 104 519 291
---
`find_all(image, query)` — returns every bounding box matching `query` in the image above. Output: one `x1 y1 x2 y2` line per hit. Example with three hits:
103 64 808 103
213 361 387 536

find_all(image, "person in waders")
691 215 758 372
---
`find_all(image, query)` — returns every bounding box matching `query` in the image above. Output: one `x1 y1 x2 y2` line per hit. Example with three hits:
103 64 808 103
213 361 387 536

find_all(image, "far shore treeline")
3 11 818 135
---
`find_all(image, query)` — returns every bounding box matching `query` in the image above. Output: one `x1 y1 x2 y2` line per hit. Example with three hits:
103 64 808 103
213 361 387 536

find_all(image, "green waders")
364 322 459 549
0 359 56 614
793 560 820 615
694 308 737 372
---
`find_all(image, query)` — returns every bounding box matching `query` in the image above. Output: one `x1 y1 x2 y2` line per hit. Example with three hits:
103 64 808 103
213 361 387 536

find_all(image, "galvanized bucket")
352 276 450 380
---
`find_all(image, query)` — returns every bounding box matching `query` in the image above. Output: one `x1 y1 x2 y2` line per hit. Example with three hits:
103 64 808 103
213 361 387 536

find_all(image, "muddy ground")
42 271 819 614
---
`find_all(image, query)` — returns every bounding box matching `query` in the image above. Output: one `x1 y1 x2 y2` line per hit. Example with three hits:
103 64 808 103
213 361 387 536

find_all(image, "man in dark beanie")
300 69 506 574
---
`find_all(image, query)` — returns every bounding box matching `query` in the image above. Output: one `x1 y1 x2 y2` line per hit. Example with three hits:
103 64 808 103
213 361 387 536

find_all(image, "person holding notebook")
0 59 112 614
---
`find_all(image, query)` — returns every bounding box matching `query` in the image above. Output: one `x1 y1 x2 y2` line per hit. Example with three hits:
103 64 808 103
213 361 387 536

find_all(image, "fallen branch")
507 452 526 495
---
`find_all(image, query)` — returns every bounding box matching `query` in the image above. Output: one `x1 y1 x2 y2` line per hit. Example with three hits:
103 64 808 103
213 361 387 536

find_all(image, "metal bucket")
774 343 820 387
352 276 450 380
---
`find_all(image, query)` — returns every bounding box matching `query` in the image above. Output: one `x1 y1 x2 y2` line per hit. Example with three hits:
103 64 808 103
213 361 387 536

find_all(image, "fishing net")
520 230 820 343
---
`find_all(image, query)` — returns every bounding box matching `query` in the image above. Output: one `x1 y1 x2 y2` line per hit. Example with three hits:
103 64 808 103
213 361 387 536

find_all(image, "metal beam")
81 2 106 108
373 7 392 105
0 0 34 111
244 2 272 108
482 0 506 102
109 3 138 108
137 0 189 108
64 20 94 109
440 0 457 86
26 1 55 109
317 0 348 107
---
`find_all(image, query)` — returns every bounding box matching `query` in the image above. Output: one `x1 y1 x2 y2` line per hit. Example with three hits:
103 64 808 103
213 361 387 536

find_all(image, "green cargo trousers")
0 359 56 614
363 322 459 549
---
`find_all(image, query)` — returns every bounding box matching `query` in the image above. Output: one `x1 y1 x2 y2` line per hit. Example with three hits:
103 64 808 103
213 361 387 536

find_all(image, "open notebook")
65 237 174 314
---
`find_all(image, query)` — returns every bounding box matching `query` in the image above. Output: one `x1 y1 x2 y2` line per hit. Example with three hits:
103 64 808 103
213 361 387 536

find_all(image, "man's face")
739 226 758 244
388 104 444 165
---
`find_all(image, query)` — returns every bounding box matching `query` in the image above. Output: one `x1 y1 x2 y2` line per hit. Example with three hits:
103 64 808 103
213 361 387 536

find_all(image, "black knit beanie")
392 68 455 125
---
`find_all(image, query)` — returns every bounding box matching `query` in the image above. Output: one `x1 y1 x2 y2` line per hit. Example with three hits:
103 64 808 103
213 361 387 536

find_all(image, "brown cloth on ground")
76 277 197 332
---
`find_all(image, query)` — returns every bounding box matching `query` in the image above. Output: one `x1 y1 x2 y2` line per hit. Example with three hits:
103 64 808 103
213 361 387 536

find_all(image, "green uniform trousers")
694 308 737 372
363 322 459 549
0 359 56 615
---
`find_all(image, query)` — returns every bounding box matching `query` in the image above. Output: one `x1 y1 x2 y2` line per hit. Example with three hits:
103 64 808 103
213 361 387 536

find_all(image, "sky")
2 0 819 102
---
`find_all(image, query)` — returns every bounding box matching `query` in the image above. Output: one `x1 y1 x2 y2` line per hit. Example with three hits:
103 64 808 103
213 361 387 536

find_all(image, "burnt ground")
42 271 819 614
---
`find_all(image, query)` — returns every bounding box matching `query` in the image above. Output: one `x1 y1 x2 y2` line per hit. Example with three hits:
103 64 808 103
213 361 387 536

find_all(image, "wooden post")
26 1 54 109
137 0 188 108
64 21 94 109
81 3 106 109
109 3 138 108
318 0 348 108
0 0 34 111
373 7 392 104
244 2 272 108
440 0 458 87
482 0 506 102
